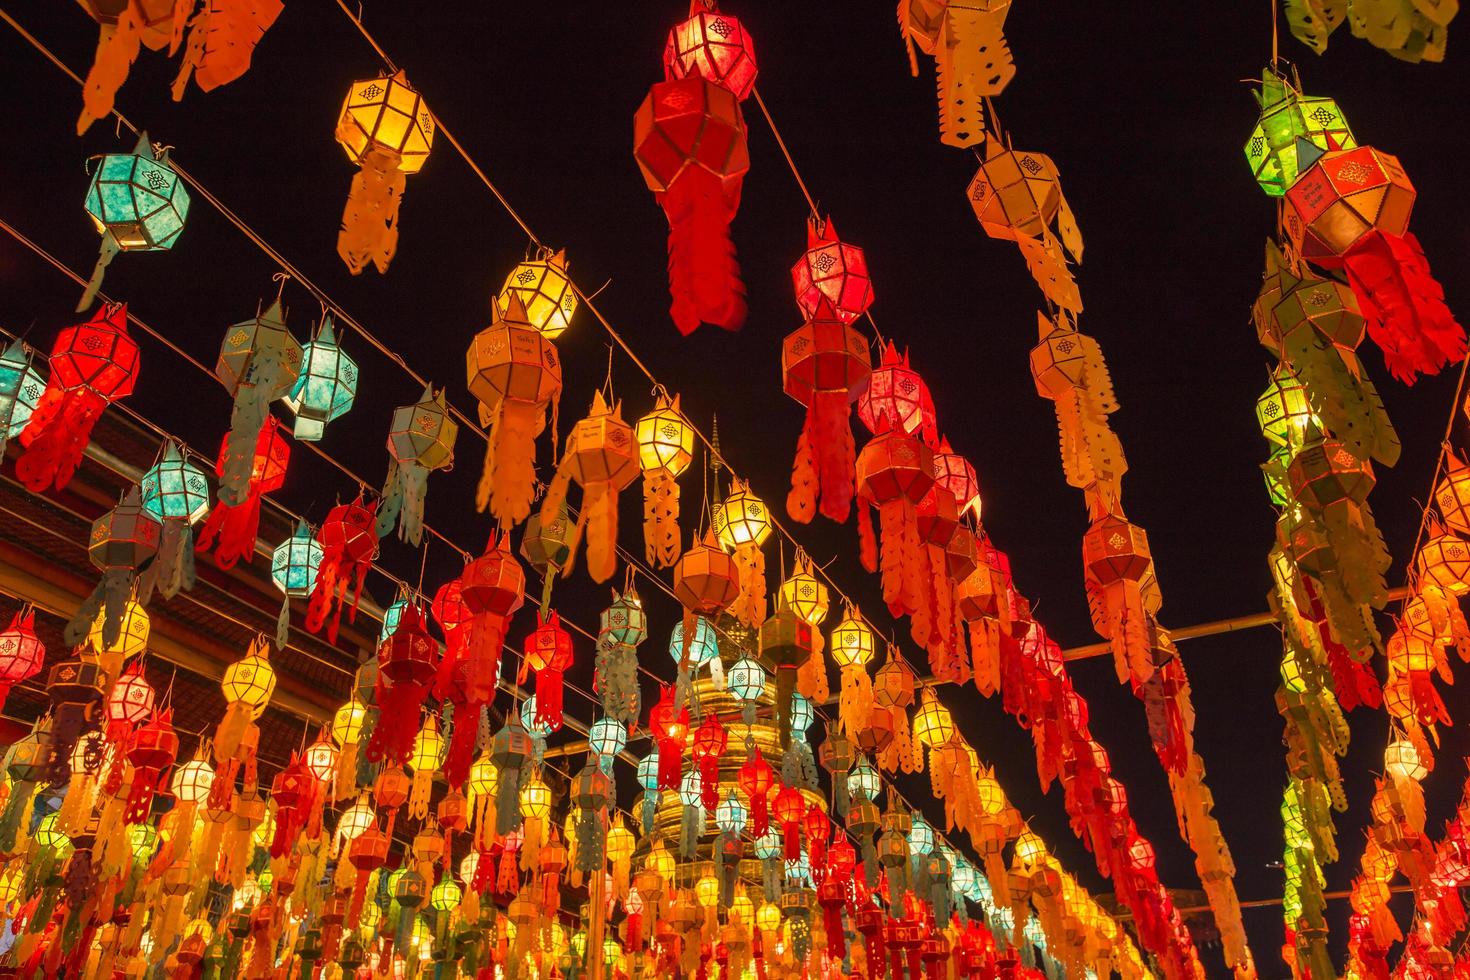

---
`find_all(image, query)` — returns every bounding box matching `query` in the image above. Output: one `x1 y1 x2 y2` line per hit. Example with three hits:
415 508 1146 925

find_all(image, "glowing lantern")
305 733 339 783
537 390 641 584
458 851 480 886
107 666 155 726
465 296 564 526
649 685 690 791
789 691 815 739
78 133 190 310
782 300 871 525
284 316 357 441
714 476 776 555
757 901 781 934
367 604 440 766
857 342 935 444
17 303 140 494
772 784 806 861
850 759 881 803
911 689 954 758
1245 69 1355 197
634 17 752 335
519 772 553 864
74 488 160 655
1014 831 1045 868
140 440 210 524
0 340 44 458
1385 738 1428 782
431 878 462 912
589 718 627 769
0 608 45 707
636 393 696 568
931 437 981 519
716 790 748 835
305 495 378 642
1435 453 1470 537
830 609 876 737
271 520 322 643
198 415 291 571
524 611 574 731
596 589 644 727
728 657 766 724
84 598 148 669
1081 511 1155 686
780 554 830 626
379 385 458 546
691 714 727 811
791 216 874 322
124 709 178 822
335 70 433 275
499 248 577 340
1256 366 1316 449
1284 144 1464 384
738 748 775 838
670 615 719 668
856 415 936 629
674 530 742 615
1416 527 1470 596
171 759 215 805
222 640 276 716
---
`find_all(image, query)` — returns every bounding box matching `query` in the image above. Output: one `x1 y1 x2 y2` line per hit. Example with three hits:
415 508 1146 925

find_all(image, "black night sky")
2 3 1470 976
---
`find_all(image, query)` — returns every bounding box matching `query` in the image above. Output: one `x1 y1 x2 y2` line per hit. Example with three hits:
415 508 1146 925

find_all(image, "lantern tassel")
77 13 142 136
534 669 564 733
857 499 878 573
16 386 111 494
787 418 819 525
644 469 682 568
839 666 874 738
62 568 133 649
969 619 1001 697
585 482 618 584
78 234 122 312
483 400 546 529
138 520 195 603
1342 231 1466 385
444 708 480 789
661 166 746 335
337 144 405 275
196 486 264 570
377 459 429 546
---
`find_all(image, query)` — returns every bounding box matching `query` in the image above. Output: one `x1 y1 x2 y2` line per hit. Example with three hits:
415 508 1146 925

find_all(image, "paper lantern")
272 522 323 597
305 495 378 643
1284 145 1464 384
87 597 149 662
524 611 574 731
335 70 434 275
850 759 881 803
728 657 766 705
466 297 563 525
1244 70 1355 196
931 438 981 519
691 714 727 810
1256 366 1316 449
70 487 160 655
663 7 758 99
791 217 875 323
830 609 876 737
107 666 155 726
857 341 936 445
124 708 178 822
0 340 43 457
711 480 771 627
0 609 43 708
284 316 357 441
140 441 210 524
856 415 936 633
430 878 462 913
550 397 642 583
757 901 781 934
772 784 806 861
78 133 190 309
673 531 741 615
1082 511 1155 686
378 385 458 545
912 689 954 761
716 790 748 836
670 615 719 668
198 415 292 571
366 604 440 767
633 72 750 334
1416 528 1470 596
305 733 339 783
17 303 140 493
499 248 577 340
171 759 215 804
636 393 696 567
1435 453 1470 537
222 643 276 713
649 685 690 791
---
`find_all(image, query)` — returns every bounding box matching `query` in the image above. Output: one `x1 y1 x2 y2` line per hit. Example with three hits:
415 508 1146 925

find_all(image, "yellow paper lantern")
829 611 875 669
337 797 375 843
499 249 577 340
636 394 695 476
89 599 149 659
519 774 552 820
975 772 1007 817
647 841 675 882
1014 830 1046 867
468 752 498 802
337 71 433 175
756 901 781 934
780 556 830 626
332 699 367 745
222 646 276 713
1384 738 1428 782
911 689 954 749
409 716 445 773
730 893 753 926
695 869 720 909
714 482 773 549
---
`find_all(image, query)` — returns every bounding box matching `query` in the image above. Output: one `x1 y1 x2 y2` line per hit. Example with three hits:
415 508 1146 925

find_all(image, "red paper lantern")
662 6 758 100
457 533 525 702
269 753 318 859
690 713 727 811
196 416 290 569
1284 145 1464 384
649 684 689 792
523 610 573 732
737 747 774 838
124 708 178 824
366 603 439 766
782 297 872 524
791 217 875 323
305 495 377 642
858 342 936 444
771 783 806 861
17 302 140 492
634 71 750 334
931 437 980 520
803 803 831 867
0 609 45 708
856 416 937 625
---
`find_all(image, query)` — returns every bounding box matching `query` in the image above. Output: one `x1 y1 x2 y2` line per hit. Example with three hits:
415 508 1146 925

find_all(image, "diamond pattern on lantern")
516 269 536 286
361 83 382 99
1262 401 1280 418
143 169 168 191
416 413 437 432
1249 136 1265 157
899 377 917 395
814 253 836 273
970 181 989 201
1332 448 1356 468
661 87 694 110
1307 290 1330 307
1107 532 1126 549
660 422 679 440
709 17 733 37
83 334 103 352
1020 156 1042 174
1310 106 1336 125
1057 338 1075 354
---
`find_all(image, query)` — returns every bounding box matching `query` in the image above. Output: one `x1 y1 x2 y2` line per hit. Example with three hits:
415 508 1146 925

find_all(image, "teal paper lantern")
272 522 323 597
589 717 627 763
727 658 766 703
789 691 814 737
0 339 44 453
520 695 553 739
678 768 703 807
908 814 934 856
380 598 410 644
715 790 747 835
600 589 647 647
951 857 976 896
850 759 880 802
140 441 211 524
669 616 718 665
284 316 357 441
80 132 191 310
784 853 811 886
637 749 659 789
754 830 781 860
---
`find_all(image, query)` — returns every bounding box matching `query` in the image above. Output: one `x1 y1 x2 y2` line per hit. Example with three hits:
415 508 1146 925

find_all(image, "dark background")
2 2 1468 975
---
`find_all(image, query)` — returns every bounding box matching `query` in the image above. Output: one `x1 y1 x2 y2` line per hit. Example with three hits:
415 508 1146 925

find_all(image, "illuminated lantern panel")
84 133 191 252
336 71 434 173
499 249 577 340
662 10 759 101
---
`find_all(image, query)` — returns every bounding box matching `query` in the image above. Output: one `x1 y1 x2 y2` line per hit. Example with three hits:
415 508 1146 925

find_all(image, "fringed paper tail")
661 166 746 335
195 490 263 570
585 483 617 584
1345 230 1466 384
337 144 406 276
16 386 110 493
644 470 681 568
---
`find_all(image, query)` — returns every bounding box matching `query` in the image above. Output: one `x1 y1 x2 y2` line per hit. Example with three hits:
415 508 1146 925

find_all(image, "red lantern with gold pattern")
522 610 573 732
691 713 727 811
791 216 875 323
305 495 377 643
366 603 439 766
124 708 178 824
649 684 689 791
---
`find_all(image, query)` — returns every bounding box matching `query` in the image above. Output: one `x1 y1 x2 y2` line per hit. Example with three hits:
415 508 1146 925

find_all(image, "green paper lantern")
0 340 44 449
1244 70 1355 198
272 522 323 596
80 132 190 309
140 441 211 524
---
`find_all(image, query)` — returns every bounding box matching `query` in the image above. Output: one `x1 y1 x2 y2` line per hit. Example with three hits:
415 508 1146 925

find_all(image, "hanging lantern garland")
335 70 434 275
634 4 756 334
